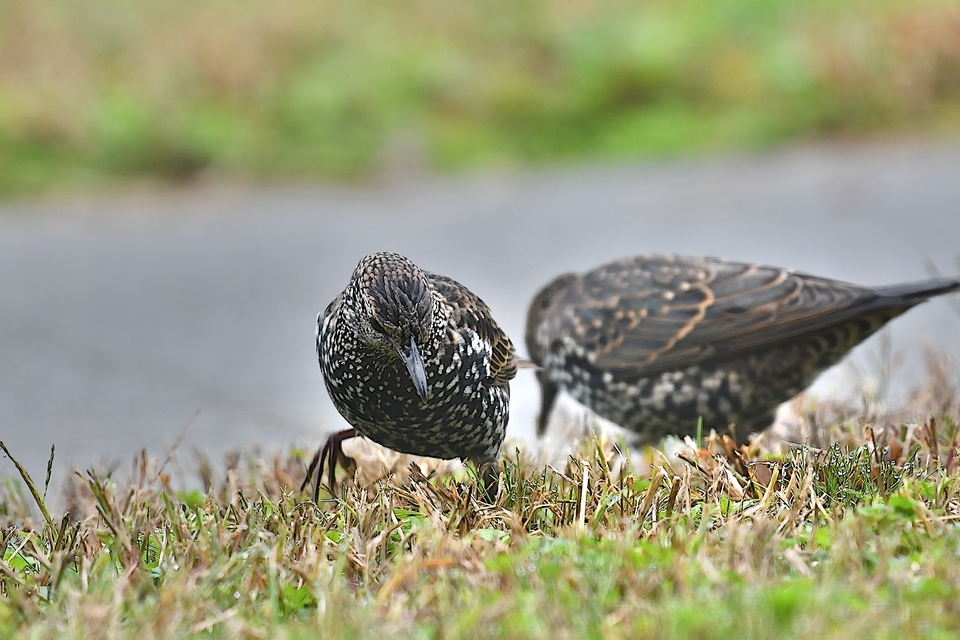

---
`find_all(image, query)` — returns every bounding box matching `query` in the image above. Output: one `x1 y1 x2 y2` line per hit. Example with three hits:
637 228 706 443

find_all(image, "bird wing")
427 272 518 386
533 254 881 379
316 292 342 350
322 293 341 323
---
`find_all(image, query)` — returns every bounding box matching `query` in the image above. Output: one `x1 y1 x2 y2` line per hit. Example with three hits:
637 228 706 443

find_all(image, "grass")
3 381 960 638
3 0 960 197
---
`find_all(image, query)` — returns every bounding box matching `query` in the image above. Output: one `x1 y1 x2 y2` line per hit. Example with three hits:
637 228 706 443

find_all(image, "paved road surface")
2 141 960 490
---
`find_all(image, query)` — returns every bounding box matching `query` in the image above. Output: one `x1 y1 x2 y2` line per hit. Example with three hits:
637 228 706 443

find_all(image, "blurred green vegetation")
2 0 960 196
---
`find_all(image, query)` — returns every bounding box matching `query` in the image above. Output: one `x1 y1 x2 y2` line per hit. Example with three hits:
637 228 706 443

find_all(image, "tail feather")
875 278 960 304
515 358 541 371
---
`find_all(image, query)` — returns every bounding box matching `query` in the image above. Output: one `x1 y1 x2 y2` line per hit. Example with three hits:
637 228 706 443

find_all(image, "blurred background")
1 0 960 487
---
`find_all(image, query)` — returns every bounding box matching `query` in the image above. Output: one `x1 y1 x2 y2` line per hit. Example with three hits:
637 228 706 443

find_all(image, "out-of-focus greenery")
2 0 960 195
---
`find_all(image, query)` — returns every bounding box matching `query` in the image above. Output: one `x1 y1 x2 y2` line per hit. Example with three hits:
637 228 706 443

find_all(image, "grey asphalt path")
2 141 960 490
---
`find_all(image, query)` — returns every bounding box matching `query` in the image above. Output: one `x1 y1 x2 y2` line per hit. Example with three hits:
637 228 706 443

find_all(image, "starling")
526 254 960 444
303 251 517 498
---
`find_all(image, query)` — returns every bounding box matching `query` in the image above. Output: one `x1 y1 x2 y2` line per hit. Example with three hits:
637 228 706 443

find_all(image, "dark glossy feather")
530 255 956 379
527 253 960 441
429 272 517 386
305 252 517 497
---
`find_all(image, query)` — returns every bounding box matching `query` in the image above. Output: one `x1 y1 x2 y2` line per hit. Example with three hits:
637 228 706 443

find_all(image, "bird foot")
300 428 358 501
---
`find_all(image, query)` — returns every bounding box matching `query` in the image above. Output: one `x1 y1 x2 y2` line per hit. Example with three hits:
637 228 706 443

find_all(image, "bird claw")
337 449 357 481
300 428 358 501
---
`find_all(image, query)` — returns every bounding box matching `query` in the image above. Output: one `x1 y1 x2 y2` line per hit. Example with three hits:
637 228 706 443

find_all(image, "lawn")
2 0 960 196
3 395 960 638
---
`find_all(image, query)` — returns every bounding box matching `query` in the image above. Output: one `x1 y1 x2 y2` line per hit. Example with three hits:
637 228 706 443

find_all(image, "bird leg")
476 461 501 503
535 371 560 437
300 428 358 501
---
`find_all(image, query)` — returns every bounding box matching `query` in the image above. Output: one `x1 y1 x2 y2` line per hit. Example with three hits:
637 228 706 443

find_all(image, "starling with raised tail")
526 254 960 444
303 252 517 498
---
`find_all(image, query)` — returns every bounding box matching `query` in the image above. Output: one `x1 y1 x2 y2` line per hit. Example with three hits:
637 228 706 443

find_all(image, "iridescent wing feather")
428 272 517 386
530 255 895 380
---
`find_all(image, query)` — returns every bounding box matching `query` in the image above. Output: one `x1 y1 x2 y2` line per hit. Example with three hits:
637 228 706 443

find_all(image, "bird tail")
875 277 960 304
515 358 542 371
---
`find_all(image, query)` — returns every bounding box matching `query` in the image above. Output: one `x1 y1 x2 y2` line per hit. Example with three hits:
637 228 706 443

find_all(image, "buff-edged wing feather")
532 254 953 380
428 272 517 386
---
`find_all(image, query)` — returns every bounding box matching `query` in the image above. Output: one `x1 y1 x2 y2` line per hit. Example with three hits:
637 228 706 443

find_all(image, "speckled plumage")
527 254 960 444
303 252 516 496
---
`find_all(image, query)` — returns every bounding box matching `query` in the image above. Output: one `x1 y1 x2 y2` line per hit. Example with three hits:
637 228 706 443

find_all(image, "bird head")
351 252 437 401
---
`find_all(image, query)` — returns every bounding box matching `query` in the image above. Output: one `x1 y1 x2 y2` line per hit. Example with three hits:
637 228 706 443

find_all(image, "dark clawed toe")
302 428 358 502
338 450 357 479
300 446 323 493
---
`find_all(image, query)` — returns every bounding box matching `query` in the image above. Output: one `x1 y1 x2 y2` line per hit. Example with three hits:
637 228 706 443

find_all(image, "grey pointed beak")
399 335 428 401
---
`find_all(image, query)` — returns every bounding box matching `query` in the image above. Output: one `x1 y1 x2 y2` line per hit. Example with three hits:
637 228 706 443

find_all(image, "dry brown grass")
2 350 960 637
